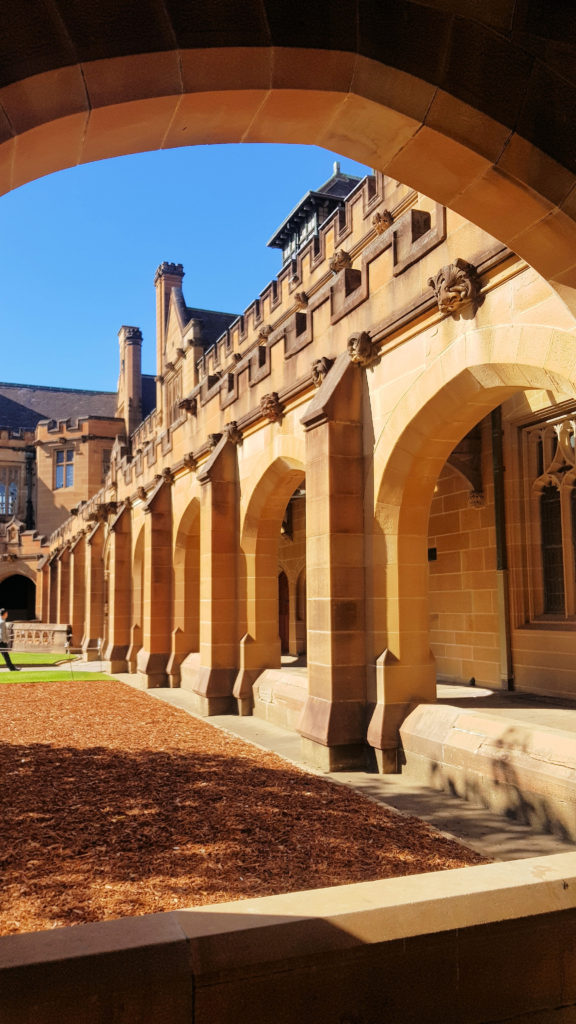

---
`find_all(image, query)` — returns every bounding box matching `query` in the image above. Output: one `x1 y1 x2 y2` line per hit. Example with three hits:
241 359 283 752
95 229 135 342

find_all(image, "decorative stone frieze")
294 291 308 310
428 258 480 316
224 421 243 445
372 210 394 233
329 249 352 275
208 432 222 449
260 392 283 423
347 331 379 368
311 357 334 388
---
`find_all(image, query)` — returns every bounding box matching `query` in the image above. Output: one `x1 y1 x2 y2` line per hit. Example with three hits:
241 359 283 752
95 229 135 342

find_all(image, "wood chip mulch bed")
0 680 487 936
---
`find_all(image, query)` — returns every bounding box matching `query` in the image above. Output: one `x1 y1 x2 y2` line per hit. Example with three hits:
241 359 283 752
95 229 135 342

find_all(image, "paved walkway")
60 663 574 864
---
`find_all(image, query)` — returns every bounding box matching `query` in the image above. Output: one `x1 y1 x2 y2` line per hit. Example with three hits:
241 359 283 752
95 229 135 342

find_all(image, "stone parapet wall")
1 853 576 1022
11 621 69 651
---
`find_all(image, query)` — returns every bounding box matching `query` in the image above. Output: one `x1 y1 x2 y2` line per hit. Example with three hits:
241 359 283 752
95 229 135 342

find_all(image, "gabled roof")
267 164 363 251
0 382 118 432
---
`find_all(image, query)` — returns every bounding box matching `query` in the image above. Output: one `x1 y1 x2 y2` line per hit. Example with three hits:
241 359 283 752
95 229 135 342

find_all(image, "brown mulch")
0 680 488 935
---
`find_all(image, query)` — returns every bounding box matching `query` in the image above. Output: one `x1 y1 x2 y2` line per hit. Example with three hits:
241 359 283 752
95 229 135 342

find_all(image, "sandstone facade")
38 170 576 771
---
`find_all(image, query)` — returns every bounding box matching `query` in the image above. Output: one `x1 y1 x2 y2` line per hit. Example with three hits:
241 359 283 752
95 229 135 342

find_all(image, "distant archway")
0 573 35 619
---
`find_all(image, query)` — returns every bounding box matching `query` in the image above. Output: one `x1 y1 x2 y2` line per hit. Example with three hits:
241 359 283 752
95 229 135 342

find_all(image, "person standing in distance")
0 609 19 671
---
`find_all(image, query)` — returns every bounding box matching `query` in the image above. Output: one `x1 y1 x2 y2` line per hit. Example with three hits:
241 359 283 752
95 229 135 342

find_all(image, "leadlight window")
55 448 74 489
524 415 576 619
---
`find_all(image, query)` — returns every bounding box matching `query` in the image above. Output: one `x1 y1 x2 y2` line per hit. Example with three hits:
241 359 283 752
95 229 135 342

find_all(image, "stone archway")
368 324 576 769
171 498 200 688
0 5 574 310
234 454 305 712
0 572 35 619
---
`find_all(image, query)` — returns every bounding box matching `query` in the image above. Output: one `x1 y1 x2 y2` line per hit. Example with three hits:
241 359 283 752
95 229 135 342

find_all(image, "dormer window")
55 448 74 489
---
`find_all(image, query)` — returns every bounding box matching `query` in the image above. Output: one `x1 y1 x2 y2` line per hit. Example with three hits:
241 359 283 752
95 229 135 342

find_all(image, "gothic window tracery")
524 415 576 619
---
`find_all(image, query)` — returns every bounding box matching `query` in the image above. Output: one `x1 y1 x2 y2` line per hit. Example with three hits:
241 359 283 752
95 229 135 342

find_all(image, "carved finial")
260 393 283 423
294 291 308 310
428 258 481 316
311 357 334 388
372 210 394 234
208 433 222 450
329 249 352 275
224 421 243 446
347 332 379 368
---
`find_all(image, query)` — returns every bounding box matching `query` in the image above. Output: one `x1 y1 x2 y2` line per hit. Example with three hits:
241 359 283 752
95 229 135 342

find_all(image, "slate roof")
0 382 119 431
267 166 363 251
183 307 238 349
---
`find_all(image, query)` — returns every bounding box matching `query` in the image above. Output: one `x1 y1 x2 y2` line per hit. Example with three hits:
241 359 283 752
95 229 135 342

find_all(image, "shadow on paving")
0 740 485 932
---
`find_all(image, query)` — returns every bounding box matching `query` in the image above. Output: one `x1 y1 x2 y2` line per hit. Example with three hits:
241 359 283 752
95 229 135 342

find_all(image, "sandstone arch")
0 4 574 309
368 323 576 766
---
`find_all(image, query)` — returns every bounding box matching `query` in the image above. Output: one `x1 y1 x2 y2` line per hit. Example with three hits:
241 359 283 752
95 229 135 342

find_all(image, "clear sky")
0 145 370 392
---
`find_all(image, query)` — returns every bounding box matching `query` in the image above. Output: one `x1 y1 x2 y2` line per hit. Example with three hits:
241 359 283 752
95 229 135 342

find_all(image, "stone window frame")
522 413 576 621
55 447 74 489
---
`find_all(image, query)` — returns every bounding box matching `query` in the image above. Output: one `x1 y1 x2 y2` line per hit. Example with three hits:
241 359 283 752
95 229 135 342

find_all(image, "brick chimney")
117 325 142 436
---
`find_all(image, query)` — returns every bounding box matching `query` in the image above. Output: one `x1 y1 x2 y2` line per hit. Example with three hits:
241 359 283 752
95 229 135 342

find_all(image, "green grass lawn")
0 670 117 684
11 652 79 665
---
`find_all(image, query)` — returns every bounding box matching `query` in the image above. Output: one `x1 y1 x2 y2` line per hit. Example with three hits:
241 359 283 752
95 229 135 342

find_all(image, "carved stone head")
260 393 283 423
224 421 243 445
372 210 394 234
347 332 378 368
329 249 352 275
428 258 480 316
311 357 334 388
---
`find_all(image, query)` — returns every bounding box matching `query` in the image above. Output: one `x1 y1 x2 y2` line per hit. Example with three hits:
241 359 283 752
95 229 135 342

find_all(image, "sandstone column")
190 436 238 714
102 503 131 673
298 352 367 770
82 520 105 661
137 476 173 687
56 547 70 625
69 533 86 650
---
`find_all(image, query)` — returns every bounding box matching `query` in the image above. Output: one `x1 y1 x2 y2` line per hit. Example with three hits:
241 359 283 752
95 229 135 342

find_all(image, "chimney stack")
117 325 142 436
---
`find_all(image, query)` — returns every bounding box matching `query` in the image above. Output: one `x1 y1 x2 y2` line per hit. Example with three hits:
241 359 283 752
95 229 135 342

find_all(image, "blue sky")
0 145 370 392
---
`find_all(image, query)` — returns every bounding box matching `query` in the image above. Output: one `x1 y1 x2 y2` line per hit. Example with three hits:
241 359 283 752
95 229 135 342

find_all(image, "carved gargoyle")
311 357 334 388
260 393 283 423
224 421 243 445
137 486 147 502
294 291 308 310
208 433 222 449
428 258 480 316
329 249 352 275
347 331 379 368
183 452 196 471
161 468 173 485
179 396 198 416
258 324 273 343
372 209 394 234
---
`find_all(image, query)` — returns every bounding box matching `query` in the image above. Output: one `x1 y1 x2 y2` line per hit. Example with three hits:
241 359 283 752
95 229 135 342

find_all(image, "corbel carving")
137 486 147 502
329 249 352 275
347 331 379 368
176 348 186 359
183 452 196 471
468 490 485 508
165 361 175 372
372 210 394 234
161 468 173 485
428 258 481 316
208 433 222 449
294 291 308 310
224 421 243 445
260 392 283 423
311 357 334 388
258 324 272 344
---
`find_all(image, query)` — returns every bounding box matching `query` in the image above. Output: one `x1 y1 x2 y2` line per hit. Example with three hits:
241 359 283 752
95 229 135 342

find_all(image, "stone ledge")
400 704 576 839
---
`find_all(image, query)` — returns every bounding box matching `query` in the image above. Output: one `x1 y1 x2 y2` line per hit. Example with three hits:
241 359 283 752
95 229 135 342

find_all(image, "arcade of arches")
40 171 576 771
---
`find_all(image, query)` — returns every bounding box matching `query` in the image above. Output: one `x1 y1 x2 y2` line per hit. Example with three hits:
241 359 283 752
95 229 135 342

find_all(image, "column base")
102 659 129 674
186 691 235 716
136 649 168 688
300 737 368 772
82 638 101 662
